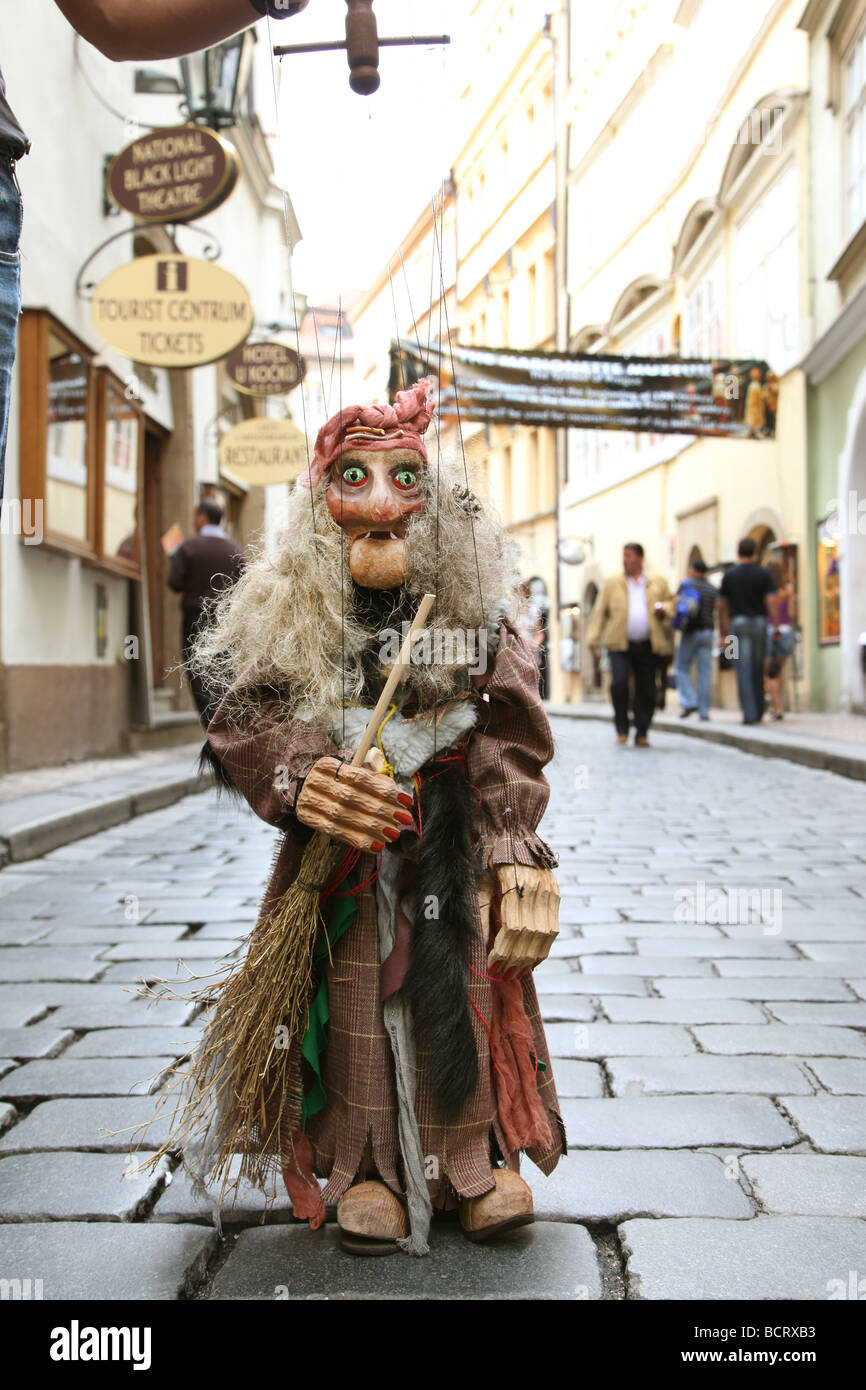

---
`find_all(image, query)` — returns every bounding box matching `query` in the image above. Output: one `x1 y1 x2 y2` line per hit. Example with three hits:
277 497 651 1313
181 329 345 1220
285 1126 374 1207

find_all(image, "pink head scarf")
298 379 434 489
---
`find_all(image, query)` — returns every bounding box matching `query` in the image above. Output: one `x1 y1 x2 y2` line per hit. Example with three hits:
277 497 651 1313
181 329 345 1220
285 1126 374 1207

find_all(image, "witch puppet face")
326 448 427 589
300 379 435 591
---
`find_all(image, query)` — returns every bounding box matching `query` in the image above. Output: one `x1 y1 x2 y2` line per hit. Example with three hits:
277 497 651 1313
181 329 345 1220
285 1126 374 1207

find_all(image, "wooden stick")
350 592 435 768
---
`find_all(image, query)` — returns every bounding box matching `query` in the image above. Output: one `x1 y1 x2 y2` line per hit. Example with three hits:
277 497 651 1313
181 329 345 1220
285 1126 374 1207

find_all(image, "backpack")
673 579 702 632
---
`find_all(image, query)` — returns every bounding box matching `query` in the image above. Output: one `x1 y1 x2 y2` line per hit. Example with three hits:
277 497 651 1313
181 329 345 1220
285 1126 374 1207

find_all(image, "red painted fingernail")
370 841 385 853
382 827 400 842
397 793 414 808
394 811 414 826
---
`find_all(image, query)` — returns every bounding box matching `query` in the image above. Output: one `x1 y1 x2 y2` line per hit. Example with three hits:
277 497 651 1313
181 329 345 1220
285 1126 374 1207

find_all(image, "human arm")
585 585 606 650
52 0 294 63
166 544 187 594
652 576 676 621
718 572 730 640
468 622 560 975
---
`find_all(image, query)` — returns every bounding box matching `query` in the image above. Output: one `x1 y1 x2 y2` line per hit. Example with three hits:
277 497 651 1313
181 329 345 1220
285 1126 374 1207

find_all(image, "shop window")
19 309 143 575
46 327 92 547
101 379 142 566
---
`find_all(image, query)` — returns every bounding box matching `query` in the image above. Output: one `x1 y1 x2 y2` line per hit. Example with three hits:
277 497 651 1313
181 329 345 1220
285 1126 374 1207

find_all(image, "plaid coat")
207 622 565 1204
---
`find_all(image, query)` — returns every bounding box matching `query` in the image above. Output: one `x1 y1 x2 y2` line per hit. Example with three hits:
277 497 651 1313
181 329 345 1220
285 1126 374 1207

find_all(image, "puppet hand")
295 756 413 853
486 864 560 978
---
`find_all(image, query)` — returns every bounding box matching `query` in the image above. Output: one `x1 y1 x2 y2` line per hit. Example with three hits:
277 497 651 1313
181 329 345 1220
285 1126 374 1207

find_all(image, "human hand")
295 756 413 852
486 864 560 978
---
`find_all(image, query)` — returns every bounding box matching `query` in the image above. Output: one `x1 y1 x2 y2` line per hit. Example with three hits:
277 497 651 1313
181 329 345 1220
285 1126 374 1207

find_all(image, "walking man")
167 500 245 724
587 542 673 746
674 558 717 720
718 537 774 725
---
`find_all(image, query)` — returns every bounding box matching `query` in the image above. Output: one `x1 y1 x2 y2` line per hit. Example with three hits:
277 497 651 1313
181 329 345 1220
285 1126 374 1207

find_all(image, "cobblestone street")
1 717 865 1300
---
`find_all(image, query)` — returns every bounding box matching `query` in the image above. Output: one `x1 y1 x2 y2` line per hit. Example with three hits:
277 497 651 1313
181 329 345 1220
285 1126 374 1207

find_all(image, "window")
844 20 866 234
20 310 143 574
102 381 141 564
684 252 726 358
733 162 799 372
45 328 92 546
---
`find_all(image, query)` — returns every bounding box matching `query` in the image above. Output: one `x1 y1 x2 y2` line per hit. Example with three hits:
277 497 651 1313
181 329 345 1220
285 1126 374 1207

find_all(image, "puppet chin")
349 536 407 589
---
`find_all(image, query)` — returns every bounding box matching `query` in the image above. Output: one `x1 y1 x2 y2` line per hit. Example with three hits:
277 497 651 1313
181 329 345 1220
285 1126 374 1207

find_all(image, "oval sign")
225 340 305 397
91 254 254 369
106 124 240 223
219 417 310 487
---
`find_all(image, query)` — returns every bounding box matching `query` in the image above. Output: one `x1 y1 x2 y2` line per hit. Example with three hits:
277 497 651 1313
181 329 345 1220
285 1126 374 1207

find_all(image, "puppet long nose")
358 476 403 525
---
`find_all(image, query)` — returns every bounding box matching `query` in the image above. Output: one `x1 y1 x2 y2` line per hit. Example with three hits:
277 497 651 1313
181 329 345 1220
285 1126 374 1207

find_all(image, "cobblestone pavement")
0 719 864 1300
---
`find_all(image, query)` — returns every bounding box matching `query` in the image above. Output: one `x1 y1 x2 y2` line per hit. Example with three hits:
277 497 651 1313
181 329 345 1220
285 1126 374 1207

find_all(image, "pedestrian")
718 537 774 725
765 559 796 721
167 499 245 724
587 542 674 747
654 642 674 712
673 557 717 720
0 1 305 500
147 382 565 1255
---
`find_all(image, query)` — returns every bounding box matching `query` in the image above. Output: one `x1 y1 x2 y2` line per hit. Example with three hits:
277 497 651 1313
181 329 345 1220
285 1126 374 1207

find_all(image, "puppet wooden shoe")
458 1169 534 1242
337 1180 408 1255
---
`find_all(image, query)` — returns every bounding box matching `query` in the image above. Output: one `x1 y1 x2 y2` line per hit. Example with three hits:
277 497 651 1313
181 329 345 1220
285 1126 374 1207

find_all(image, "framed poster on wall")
816 518 840 646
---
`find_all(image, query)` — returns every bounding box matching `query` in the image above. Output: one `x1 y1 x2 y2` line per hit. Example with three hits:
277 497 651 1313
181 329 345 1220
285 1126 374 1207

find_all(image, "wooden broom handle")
350 592 436 768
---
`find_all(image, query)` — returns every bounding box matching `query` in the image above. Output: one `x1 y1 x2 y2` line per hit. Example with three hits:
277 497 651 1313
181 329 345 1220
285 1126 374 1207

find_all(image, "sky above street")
268 0 464 304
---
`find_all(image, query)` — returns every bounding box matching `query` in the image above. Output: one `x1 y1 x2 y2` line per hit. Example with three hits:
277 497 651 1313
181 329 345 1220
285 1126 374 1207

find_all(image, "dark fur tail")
406 762 480 1119
198 741 244 803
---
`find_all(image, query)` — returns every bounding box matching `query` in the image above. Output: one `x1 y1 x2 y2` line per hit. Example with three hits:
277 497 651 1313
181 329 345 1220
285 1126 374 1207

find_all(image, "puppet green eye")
393 469 417 490
342 465 367 487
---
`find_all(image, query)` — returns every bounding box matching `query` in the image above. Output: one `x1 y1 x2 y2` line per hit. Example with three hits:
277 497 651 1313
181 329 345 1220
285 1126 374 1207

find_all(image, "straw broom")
145 593 436 1197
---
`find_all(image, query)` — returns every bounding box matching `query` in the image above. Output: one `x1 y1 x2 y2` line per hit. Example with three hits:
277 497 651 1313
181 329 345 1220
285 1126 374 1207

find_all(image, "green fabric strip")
300 892 357 1126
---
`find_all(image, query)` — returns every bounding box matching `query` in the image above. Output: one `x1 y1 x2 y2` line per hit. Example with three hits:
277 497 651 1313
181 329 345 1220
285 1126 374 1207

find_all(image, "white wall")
1 4 293 667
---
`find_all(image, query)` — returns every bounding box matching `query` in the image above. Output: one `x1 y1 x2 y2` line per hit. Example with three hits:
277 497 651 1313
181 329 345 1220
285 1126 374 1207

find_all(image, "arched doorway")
748 523 777 562
839 368 866 712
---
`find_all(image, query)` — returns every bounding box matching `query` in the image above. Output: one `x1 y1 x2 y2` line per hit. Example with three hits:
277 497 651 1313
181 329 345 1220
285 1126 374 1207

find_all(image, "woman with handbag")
765 561 796 721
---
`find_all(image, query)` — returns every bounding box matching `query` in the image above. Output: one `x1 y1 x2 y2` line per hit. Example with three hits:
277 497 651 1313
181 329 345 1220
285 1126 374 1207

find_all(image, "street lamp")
180 30 256 129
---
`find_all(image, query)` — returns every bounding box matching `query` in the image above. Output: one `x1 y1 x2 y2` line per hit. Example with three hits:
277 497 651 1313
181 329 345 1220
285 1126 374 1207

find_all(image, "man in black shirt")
719 538 774 724
0 2 306 500
674 558 717 720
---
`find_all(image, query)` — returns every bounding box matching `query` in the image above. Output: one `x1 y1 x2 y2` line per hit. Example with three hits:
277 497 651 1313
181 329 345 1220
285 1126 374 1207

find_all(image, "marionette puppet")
149 380 565 1256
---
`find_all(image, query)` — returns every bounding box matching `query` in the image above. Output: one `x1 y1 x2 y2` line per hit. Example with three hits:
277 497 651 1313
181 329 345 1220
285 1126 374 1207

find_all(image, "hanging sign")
91 254 254 369
225 340 305 396
397 340 778 440
105 124 240 223
219 417 309 487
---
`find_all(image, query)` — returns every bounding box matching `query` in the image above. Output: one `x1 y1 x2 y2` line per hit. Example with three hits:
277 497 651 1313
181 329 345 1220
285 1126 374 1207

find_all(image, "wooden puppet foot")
337 1179 407 1256
458 1169 534 1243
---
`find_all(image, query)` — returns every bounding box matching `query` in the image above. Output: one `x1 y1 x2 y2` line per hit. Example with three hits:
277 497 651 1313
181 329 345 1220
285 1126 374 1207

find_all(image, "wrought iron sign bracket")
74 223 223 301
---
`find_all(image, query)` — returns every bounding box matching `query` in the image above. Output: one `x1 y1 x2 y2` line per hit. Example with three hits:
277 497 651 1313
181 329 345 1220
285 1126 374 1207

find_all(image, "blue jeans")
0 156 22 506
675 627 713 717
729 614 767 723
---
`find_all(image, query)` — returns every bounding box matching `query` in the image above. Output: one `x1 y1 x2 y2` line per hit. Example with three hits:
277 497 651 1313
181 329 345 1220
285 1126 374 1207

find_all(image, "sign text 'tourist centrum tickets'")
90 254 254 369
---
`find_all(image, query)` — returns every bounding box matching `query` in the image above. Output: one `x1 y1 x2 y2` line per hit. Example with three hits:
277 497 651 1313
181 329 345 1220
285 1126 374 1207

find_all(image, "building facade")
1 12 298 771
558 0 812 709
799 0 866 714
352 1 567 697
